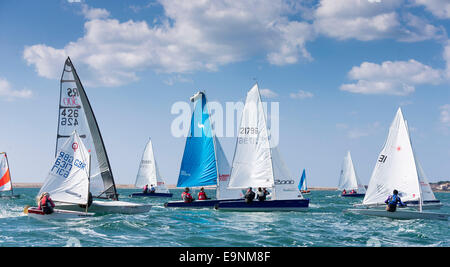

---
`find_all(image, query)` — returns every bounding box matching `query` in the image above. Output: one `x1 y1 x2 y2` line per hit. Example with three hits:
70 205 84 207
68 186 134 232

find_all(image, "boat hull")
164 198 243 208
215 199 310 211
55 200 152 214
130 192 173 198
341 193 365 197
346 208 449 221
0 194 20 199
27 207 94 220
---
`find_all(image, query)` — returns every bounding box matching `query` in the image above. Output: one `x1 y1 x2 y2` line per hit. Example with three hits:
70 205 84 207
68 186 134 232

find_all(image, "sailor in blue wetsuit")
149 184 156 193
384 189 406 212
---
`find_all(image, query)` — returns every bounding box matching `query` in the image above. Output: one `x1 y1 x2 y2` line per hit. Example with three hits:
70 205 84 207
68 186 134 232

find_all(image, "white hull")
346 208 449 221
27 208 94 220
56 200 151 214
353 203 442 210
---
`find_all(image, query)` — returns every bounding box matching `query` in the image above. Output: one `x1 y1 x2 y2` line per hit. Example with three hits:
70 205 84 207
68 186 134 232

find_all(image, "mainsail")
135 138 169 193
0 152 12 192
57 57 117 200
228 84 302 200
363 108 421 205
39 131 90 205
338 151 366 193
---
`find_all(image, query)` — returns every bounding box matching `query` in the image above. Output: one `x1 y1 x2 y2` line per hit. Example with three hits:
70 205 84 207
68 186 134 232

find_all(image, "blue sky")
0 0 449 187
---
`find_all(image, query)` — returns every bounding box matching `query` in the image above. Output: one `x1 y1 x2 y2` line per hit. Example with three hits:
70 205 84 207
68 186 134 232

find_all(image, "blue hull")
215 199 310 211
341 193 365 197
130 192 173 198
164 198 243 208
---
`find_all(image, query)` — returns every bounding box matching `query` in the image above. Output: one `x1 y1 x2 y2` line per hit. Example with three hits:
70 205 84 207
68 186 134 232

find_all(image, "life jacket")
181 192 193 202
198 191 207 200
388 195 398 205
40 196 54 209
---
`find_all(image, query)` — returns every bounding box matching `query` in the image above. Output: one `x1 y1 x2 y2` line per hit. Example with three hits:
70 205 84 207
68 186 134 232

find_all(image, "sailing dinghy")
130 138 172 198
215 84 309 211
298 169 310 194
26 131 95 220
53 57 151 214
338 151 366 197
165 91 243 208
0 152 20 198
347 108 448 220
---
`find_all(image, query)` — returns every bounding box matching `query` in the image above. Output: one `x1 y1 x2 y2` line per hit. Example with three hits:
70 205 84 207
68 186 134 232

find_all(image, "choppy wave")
0 188 448 247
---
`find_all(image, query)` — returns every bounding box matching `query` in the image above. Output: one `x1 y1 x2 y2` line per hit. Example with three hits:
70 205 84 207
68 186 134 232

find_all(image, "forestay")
57 57 117 199
363 108 420 206
39 131 90 205
0 153 12 192
135 139 169 193
338 151 366 193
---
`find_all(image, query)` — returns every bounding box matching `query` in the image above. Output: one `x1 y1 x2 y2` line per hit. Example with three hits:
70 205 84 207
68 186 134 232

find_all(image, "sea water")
0 188 448 247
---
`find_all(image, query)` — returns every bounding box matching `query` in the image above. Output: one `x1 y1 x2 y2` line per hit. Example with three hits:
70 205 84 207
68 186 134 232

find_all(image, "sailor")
198 187 209 200
263 188 270 199
38 192 55 214
384 189 406 212
181 187 194 203
143 184 149 194
149 184 156 193
342 189 347 195
256 187 266 201
244 187 256 203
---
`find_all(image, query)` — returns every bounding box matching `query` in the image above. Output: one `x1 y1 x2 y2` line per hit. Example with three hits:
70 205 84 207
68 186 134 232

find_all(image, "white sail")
57 58 117 199
338 151 366 193
134 139 169 193
39 131 90 205
0 153 12 192
228 84 274 189
215 136 243 199
271 145 301 200
363 108 421 205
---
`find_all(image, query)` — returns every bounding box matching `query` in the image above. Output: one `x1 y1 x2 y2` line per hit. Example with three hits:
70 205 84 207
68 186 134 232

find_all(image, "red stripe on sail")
219 175 230 181
0 169 11 187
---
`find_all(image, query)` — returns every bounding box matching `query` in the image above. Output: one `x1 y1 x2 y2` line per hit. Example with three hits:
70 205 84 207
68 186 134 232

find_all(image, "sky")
0 0 449 187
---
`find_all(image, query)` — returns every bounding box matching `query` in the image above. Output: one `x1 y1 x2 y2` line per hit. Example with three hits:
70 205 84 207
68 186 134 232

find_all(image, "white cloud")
24 1 316 87
440 104 450 126
260 88 278 98
290 89 314 99
0 78 32 100
81 4 110 20
314 0 444 42
340 59 444 95
413 0 450 19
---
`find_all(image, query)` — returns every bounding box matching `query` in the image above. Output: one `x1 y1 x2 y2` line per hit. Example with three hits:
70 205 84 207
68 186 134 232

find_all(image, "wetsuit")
256 191 266 201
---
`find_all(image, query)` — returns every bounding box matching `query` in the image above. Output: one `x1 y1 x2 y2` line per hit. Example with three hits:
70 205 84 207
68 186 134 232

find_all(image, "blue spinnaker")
298 169 306 191
177 93 218 187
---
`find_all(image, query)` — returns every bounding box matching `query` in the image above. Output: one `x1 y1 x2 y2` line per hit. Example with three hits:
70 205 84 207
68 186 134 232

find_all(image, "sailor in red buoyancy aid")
181 187 194 203
198 187 209 200
38 192 55 214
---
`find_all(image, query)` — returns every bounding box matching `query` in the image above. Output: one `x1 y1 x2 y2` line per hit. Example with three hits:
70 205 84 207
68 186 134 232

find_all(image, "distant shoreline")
11 183 449 192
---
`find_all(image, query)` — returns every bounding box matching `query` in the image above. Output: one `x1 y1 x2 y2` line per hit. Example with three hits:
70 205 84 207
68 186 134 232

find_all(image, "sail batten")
57 57 117 200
